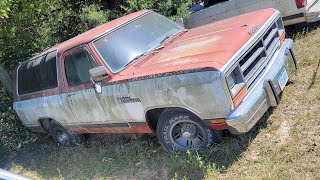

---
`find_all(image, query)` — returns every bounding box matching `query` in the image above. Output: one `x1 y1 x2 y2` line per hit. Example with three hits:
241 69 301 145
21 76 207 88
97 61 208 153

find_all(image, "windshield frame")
90 11 184 74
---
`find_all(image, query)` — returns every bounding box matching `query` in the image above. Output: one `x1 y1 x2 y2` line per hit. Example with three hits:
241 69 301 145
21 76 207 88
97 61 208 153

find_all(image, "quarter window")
64 49 98 86
18 50 58 95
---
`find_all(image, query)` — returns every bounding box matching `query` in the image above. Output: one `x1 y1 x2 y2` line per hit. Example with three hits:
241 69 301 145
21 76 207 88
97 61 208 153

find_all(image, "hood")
117 9 275 78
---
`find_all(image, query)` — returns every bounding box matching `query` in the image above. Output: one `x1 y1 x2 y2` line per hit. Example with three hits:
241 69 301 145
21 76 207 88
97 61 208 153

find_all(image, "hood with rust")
116 9 276 79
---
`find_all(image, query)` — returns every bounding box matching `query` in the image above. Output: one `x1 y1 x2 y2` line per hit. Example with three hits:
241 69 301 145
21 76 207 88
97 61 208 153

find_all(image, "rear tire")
156 108 220 152
48 121 84 146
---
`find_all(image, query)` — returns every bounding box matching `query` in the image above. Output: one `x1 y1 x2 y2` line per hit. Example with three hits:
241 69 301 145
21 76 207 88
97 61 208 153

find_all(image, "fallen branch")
308 58 320 90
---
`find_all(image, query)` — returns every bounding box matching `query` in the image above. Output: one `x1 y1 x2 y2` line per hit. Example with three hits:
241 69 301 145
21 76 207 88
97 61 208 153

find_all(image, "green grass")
1 23 320 179
1 135 215 179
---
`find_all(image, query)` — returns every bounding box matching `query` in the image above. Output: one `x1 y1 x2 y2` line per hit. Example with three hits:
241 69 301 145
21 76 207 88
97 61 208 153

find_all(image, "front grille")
239 20 280 88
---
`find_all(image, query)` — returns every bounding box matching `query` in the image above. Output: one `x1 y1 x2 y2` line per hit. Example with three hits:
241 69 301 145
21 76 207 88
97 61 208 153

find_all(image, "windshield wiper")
159 29 187 45
152 45 165 52
123 53 146 68
159 34 173 44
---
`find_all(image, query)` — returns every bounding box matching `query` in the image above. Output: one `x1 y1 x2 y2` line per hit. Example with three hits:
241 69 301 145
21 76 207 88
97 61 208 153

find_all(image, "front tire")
48 121 84 146
156 109 220 152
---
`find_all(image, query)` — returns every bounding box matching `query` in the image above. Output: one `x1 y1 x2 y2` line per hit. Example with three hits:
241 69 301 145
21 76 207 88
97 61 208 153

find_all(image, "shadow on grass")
0 112 272 179
204 111 271 169
286 21 320 39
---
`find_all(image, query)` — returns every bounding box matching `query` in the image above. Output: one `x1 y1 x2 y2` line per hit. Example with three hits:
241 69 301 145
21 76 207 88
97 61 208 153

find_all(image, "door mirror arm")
91 79 102 94
89 66 109 94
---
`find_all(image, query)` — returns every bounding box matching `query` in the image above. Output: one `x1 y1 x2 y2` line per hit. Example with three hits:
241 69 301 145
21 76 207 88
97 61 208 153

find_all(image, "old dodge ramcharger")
13 9 296 152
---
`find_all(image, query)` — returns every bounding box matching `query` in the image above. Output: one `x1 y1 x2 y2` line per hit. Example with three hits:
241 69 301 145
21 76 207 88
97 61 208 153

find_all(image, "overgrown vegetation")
121 0 193 20
0 0 12 18
0 86 35 158
0 0 197 156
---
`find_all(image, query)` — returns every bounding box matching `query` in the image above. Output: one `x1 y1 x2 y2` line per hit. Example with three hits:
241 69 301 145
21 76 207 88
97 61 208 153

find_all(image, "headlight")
226 66 246 99
277 17 284 31
226 72 236 88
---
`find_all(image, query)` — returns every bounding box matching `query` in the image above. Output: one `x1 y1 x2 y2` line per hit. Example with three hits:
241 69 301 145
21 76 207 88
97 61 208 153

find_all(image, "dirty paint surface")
13 71 230 130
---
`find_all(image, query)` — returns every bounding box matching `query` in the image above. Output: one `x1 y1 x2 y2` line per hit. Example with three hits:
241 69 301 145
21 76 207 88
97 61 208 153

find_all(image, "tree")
121 0 193 21
0 0 12 18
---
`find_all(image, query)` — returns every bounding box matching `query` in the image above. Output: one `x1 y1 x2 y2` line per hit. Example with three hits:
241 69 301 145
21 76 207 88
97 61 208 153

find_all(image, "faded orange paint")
114 9 276 81
44 9 275 83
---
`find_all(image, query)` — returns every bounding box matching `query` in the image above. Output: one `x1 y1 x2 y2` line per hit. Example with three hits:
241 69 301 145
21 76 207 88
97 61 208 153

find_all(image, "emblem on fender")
248 24 260 35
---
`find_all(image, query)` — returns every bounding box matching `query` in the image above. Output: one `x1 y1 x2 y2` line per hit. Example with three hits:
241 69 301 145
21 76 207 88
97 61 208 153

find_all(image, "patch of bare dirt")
275 120 290 146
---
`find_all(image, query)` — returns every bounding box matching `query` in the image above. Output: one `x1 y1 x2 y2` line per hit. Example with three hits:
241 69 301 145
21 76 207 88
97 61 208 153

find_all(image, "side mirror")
89 66 108 94
89 66 109 82
176 17 185 27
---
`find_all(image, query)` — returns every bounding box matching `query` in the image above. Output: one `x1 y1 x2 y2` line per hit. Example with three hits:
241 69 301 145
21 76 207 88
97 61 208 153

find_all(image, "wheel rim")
170 120 206 150
56 130 69 143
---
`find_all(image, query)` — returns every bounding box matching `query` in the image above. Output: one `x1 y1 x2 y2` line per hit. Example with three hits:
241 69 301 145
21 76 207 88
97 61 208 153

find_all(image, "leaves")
0 0 12 18
121 0 193 21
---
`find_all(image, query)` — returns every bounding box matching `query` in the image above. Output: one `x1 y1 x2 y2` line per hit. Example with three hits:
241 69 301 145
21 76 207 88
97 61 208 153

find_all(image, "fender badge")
248 24 260 35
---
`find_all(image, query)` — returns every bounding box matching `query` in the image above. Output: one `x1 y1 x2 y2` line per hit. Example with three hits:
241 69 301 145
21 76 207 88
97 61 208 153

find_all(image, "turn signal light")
280 32 286 44
233 86 247 106
210 119 225 124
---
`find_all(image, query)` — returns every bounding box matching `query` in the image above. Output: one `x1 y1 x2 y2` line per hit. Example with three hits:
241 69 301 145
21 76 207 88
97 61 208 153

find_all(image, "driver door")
60 46 108 126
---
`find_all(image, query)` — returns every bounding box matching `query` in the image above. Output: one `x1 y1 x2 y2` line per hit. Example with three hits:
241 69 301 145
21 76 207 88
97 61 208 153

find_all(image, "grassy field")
1 24 320 179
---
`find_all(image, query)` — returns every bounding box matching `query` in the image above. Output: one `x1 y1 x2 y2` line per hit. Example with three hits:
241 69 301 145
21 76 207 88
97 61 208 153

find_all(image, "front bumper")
307 1 320 23
226 39 295 135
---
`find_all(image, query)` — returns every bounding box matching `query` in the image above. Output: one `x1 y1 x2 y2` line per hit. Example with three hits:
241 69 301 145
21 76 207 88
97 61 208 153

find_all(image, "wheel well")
146 108 165 131
146 107 194 131
38 118 52 133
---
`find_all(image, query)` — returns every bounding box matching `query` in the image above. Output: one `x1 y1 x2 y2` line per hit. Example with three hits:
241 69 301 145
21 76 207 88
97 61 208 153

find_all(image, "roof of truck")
40 10 150 57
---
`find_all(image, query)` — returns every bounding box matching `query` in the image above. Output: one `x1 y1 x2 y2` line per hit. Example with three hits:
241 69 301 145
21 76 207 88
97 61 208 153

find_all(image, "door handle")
66 93 76 98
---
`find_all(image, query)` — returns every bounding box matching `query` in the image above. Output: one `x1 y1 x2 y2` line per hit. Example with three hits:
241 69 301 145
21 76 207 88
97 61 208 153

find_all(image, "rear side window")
64 49 98 86
18 51 58 95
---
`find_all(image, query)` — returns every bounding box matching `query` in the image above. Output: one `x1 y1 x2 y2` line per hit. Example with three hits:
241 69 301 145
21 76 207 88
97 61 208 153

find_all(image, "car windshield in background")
92 12 183 73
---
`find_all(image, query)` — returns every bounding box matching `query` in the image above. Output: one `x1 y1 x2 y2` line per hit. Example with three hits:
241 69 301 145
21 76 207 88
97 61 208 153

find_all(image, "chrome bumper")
226 39 295 135
307 1 320 23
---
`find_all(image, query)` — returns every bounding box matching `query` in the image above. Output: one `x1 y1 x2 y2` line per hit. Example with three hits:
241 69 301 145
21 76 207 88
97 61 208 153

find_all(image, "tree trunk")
0 64 13 98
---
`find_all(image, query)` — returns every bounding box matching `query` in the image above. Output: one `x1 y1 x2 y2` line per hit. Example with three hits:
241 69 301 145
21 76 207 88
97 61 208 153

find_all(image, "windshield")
92 12 183 73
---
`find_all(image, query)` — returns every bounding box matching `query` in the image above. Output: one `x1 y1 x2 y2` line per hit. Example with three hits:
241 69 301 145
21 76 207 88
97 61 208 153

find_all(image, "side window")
64 49 98 86
18 50 58 95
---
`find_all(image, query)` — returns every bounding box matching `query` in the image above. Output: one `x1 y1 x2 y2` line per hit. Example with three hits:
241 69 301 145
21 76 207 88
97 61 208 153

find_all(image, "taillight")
296 0 307 8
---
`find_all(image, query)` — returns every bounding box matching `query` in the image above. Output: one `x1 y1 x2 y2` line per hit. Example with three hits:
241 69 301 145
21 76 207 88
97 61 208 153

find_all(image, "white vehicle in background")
0 168 31 180
187 0 320 28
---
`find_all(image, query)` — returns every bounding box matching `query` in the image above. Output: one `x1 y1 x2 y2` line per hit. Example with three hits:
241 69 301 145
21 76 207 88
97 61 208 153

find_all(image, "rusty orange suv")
14 9 296 152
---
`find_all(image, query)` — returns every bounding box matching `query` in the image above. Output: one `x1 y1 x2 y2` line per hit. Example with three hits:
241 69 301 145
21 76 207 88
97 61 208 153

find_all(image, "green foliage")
0 0 117 70
0 0 61 70
121 0 193 21
0 86 35 152
0 0 120 153
78 4 116 33
0 0 12 18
